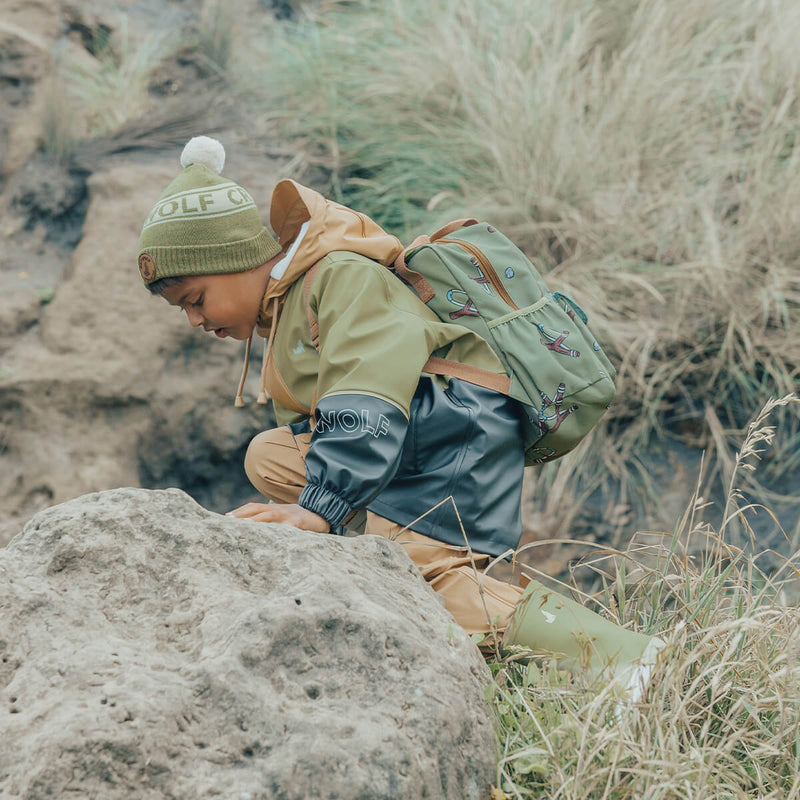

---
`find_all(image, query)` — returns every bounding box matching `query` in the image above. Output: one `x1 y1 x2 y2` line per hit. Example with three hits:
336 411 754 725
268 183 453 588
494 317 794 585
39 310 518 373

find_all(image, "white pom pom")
180 136 226 173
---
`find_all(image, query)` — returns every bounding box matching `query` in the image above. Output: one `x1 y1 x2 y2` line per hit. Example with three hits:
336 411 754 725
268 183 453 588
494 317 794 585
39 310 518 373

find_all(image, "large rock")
0 488 497 800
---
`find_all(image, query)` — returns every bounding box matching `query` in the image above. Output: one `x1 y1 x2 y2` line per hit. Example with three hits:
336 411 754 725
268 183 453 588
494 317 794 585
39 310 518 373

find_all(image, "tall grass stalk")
40 65 79 163
489 395 800 798
195 0 244 76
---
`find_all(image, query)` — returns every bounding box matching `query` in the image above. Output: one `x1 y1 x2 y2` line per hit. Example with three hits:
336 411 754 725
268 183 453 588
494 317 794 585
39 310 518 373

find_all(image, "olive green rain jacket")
252 180 525 557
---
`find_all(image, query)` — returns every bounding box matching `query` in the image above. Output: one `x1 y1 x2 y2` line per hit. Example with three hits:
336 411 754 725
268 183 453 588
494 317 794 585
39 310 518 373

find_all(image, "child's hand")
225 502 330 533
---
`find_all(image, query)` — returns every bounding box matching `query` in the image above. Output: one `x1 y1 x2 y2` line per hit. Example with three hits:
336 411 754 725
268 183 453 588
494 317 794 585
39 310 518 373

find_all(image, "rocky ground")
0 0 294 546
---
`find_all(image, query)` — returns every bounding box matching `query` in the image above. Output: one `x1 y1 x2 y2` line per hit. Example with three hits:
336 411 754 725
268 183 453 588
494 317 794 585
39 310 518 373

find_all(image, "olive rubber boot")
502 579 665 703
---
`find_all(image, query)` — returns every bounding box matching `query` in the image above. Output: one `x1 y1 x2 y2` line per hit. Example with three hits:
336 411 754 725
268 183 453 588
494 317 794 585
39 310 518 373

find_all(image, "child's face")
161 268 268 340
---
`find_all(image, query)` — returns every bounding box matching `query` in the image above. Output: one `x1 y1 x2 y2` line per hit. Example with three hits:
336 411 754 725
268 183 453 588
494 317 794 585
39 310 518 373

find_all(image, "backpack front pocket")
488 296 616 462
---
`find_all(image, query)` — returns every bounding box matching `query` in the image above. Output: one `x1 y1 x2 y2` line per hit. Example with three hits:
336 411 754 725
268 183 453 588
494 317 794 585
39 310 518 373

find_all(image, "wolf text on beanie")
136 136 282 285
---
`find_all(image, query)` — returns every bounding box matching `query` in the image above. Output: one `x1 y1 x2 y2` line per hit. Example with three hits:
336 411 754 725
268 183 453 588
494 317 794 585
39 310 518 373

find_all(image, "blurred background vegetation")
26 0 800 554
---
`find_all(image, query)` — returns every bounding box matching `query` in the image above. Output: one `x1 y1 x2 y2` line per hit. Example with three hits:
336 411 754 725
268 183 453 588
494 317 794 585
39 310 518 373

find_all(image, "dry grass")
239 0 800 538
40 15 177 155
489 395 800 798
491 605 800 798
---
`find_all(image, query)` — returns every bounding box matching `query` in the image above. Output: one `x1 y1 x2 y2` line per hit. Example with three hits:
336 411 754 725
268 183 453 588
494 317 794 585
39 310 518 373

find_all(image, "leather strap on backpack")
422 356 511 395
392 218 478 302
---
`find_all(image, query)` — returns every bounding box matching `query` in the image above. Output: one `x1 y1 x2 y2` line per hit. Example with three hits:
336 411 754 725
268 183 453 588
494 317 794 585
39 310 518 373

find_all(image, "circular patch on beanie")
138 253 156 282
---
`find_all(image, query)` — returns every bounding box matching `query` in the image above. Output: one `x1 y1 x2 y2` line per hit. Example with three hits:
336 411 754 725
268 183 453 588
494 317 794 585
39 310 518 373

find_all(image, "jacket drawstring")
257 296 280 405
234 333 252 407
257 335 269 404
234 297 280 407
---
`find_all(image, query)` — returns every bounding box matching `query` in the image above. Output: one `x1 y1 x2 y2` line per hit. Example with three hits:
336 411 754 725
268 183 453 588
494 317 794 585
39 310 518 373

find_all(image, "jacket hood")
256 180 403 333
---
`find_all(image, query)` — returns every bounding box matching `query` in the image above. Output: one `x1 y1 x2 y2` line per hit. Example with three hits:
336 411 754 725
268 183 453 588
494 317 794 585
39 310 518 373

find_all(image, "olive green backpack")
392 219 616 465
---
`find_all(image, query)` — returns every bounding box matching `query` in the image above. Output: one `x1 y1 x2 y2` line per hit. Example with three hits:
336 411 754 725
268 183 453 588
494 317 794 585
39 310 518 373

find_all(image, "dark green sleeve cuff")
298 484 353 531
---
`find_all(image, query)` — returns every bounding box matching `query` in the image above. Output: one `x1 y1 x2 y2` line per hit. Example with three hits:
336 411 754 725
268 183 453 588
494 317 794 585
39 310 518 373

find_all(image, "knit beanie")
137 136 282 285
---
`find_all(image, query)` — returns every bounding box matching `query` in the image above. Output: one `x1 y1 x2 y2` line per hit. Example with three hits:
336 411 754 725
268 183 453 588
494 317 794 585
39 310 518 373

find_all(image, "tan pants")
244 426 523 638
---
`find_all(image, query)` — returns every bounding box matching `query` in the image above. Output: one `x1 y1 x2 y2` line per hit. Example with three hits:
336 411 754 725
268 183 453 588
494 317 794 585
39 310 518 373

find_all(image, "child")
138 136 664 698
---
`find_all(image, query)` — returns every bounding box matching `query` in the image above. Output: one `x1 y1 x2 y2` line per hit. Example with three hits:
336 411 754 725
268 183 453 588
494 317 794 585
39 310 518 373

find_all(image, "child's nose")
185 307 204 327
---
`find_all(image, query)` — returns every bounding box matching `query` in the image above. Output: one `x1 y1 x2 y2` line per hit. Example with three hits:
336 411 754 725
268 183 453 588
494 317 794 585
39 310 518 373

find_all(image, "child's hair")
147 276 185 295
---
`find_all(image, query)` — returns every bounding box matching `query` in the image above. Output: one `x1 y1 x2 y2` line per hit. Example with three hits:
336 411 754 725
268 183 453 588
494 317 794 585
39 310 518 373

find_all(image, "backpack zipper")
437 238 519 310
